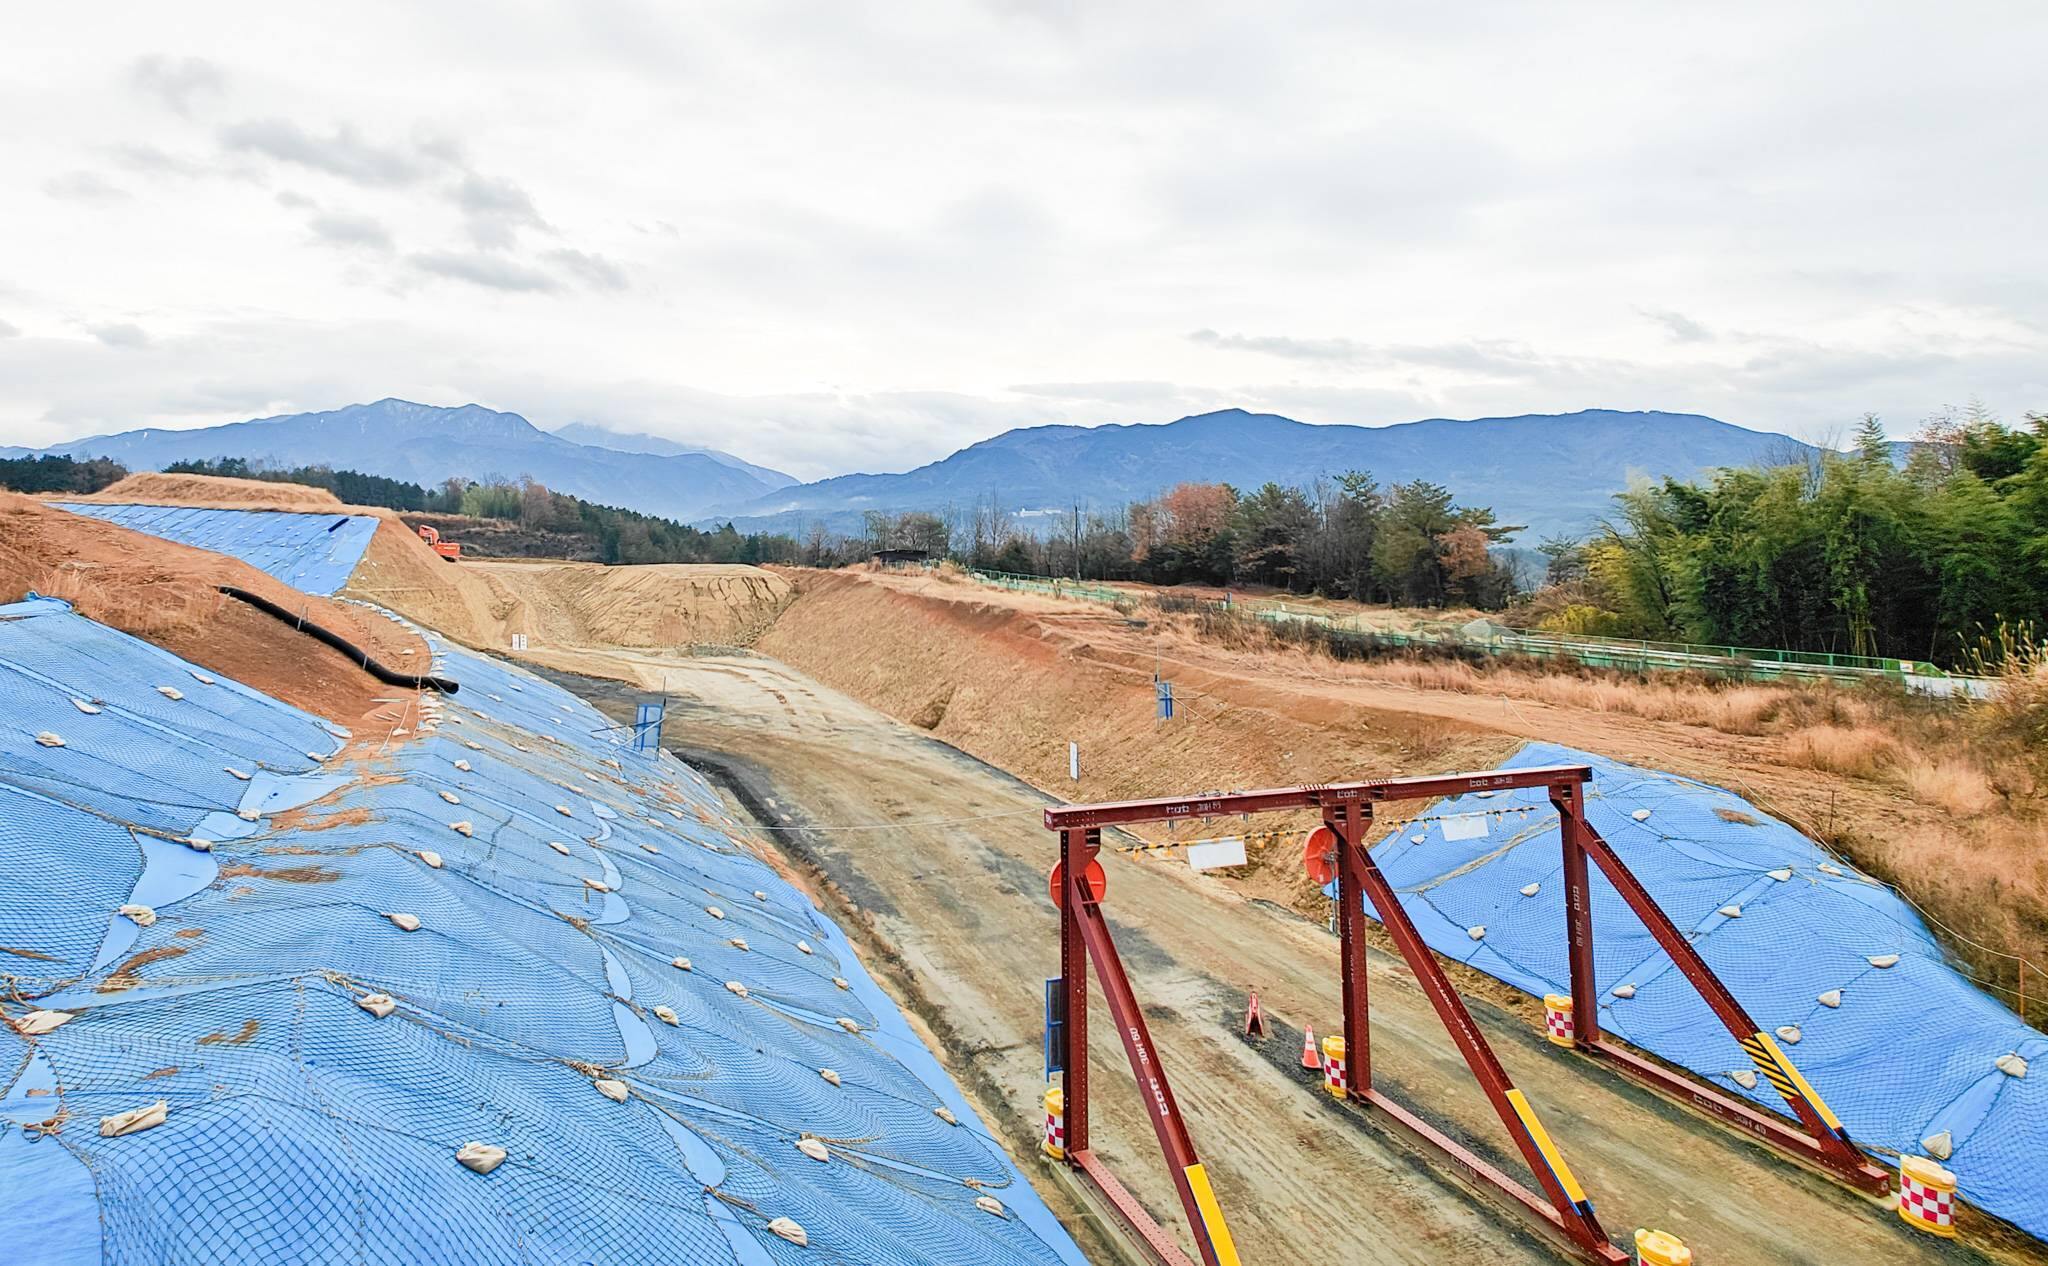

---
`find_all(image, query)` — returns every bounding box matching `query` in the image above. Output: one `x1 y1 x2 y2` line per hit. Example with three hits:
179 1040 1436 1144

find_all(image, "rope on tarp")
216 585 460 693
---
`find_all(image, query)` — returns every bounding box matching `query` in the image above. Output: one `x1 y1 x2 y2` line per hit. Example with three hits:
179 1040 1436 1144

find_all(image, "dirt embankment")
342 516 525 649
756 567 2048 990
62 472 350 512
756 568 1515 912
1 492 425 728
467 560 792 650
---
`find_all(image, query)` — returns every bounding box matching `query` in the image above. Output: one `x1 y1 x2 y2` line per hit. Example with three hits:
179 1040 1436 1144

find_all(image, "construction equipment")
1041 764 1882 1266
415 523 462 562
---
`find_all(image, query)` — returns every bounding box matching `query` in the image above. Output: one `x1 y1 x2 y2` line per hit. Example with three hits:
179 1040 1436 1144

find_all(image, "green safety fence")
964 568 1982 688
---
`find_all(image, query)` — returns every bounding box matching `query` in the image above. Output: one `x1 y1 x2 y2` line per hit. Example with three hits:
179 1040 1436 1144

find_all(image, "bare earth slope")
465 559 791 650
0 491 424 728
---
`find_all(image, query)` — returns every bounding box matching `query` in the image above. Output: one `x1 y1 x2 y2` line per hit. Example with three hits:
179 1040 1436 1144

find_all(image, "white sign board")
1069 742 1079 782
511 633 528 652
1441 813 1490 842
1187 838 1248 872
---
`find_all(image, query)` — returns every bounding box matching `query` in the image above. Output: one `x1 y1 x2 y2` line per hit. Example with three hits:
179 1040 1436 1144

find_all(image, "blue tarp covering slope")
52 503 378 595
1352 742 2047 1242
0 596 1084 1266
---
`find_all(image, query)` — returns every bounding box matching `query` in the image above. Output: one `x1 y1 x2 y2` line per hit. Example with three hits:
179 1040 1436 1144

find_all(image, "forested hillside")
1530 409 2048 665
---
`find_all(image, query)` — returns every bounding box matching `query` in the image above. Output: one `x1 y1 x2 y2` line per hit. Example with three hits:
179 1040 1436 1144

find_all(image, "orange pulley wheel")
1048 857 1108 906
1303 824 1340 886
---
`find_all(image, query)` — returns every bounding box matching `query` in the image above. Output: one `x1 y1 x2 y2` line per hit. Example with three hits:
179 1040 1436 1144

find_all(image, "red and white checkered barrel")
1897 1155 1956 1237
1322 1034 1349 1099
1544 993 1576 1048
1041 1087 1066 1161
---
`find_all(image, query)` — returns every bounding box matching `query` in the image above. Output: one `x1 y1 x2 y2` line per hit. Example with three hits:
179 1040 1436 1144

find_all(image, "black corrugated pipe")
216 585 460 694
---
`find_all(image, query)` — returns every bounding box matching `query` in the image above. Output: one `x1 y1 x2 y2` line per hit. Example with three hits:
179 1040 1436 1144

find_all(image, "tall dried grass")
1898 757 1999 817
1782 724 1902 779
31 566 223 637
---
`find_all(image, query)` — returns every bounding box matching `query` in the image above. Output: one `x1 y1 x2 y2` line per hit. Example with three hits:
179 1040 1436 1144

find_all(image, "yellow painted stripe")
1505 1089 1588 1205
1183 1164 1242 1266
1756 1032 1844 1131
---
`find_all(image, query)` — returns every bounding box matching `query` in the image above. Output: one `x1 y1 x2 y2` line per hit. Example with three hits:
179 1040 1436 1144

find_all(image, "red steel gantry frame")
1044 763 1885 1266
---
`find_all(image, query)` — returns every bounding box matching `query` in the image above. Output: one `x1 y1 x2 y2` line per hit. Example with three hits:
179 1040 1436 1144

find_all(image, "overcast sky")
3 3 2043 479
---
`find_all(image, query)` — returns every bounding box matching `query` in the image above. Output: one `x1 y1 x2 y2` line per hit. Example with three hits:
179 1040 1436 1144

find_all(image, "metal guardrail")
962 568 1996 695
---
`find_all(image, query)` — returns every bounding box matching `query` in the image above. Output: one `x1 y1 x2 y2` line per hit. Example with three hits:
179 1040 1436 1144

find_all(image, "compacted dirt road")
529 647 2028 1266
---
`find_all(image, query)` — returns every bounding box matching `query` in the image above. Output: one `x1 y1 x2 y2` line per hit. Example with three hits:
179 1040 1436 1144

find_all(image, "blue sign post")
632 701 665 751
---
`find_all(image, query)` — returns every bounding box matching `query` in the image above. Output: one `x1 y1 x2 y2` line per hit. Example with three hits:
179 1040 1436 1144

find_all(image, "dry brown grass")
67 471 346 511
1149 594 2048 1020
1898 758 1999 817
1782 724 1902 779
30 563 225 638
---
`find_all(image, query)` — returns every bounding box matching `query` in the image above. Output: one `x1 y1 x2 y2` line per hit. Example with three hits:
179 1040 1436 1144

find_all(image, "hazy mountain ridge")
34 399 785 520
705 407 1819 541
549 421 797 489
28 402 1818 542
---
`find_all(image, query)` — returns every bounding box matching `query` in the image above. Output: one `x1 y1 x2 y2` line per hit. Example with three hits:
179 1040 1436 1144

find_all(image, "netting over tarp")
0 596 1084 1266
1348 742 2048 1242
50 503 379 595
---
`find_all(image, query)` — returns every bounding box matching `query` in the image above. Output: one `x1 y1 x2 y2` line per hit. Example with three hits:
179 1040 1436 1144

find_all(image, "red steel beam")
1554 783 1604 1049
1043 766 1592 830
1327 802 1373 1093
1354 1088 1628 1266
1341 815 1620 1262
1058 827 1093 1156
1071 1149 1199 1266
1563 809 1891 1193
1068 872 1228 1266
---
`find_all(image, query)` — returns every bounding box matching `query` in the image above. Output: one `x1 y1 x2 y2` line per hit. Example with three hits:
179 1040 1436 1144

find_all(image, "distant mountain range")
25 399 797 521
709 408 1817 541
19 401 1817 542
549 421 799 491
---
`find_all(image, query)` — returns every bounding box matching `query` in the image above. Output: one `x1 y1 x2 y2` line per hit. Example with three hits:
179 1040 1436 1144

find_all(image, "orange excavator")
416 524 462 562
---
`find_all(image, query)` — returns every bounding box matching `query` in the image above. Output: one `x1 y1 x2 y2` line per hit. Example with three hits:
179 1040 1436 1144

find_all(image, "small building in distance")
871 547 932 568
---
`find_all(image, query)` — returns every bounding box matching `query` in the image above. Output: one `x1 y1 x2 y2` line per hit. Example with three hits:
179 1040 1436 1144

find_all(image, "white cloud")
307 211 395 253
408 251 561 293
0 2 2043 473
43 171 131 203
88 322 152 349
218 118 438 186
129 55 226 117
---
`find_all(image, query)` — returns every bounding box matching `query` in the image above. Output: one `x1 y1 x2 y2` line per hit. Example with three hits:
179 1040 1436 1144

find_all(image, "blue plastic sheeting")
52 502 378 595
1349 741 2047 1243
0 596 1085 1266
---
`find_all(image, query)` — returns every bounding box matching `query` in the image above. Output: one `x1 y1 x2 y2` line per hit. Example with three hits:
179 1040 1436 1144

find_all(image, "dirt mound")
343 518 522 649
71 472 348 511
2 493 427 729
466 561 792 650
755 568 1508 913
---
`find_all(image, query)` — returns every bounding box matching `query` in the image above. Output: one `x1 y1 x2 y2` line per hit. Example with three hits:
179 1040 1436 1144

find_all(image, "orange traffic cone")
1243 991 1266 1039
1301 1024 1322 1070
